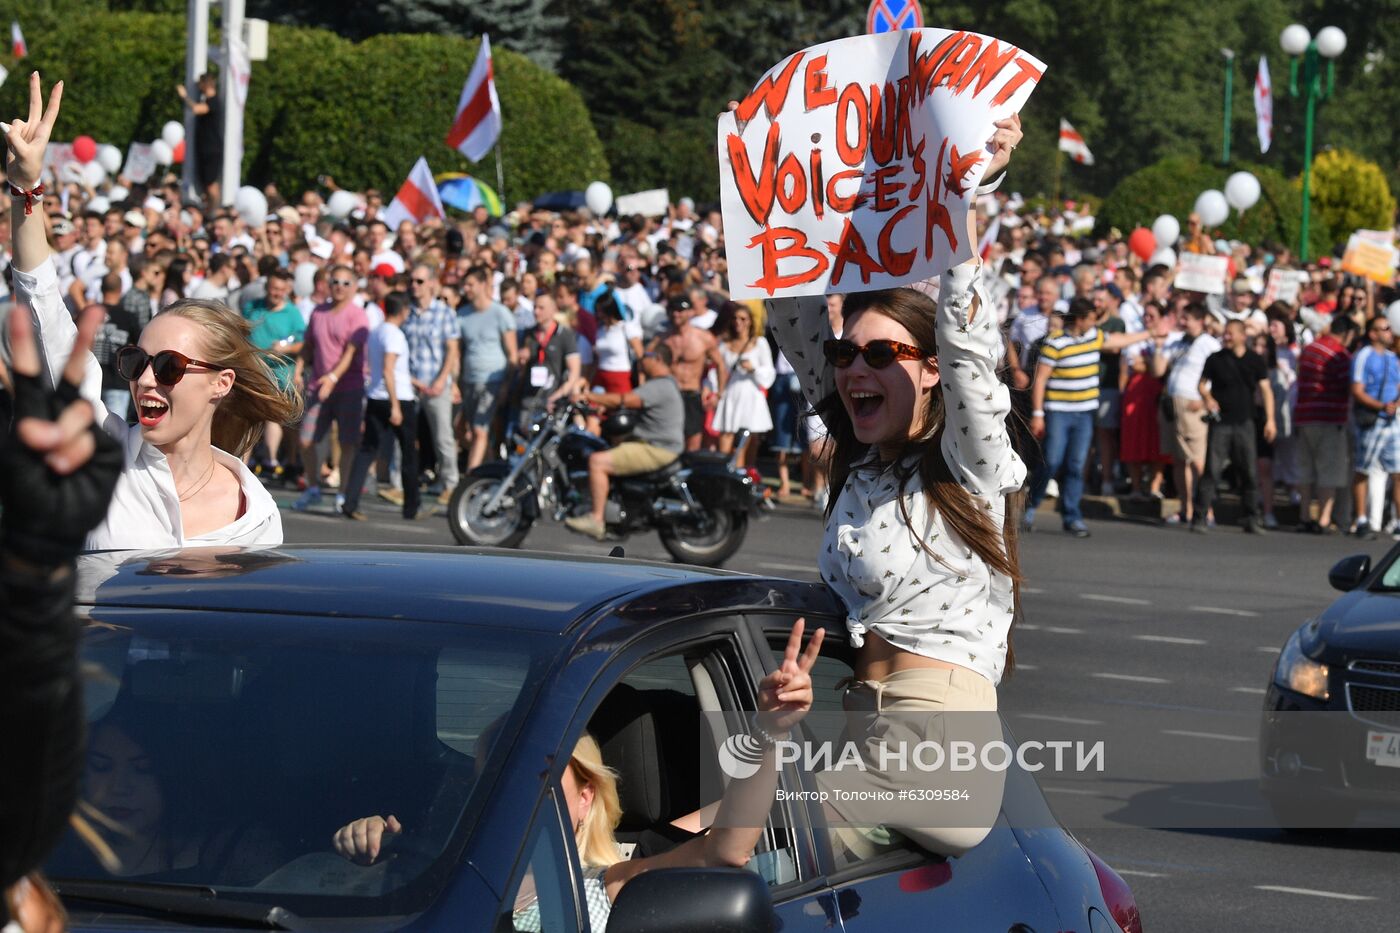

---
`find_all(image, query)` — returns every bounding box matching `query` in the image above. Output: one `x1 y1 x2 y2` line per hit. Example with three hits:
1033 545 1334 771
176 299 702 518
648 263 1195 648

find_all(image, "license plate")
1365 731 1400 767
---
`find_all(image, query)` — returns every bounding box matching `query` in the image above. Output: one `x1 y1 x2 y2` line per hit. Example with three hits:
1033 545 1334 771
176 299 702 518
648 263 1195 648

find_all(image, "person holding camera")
1194 319 1275 534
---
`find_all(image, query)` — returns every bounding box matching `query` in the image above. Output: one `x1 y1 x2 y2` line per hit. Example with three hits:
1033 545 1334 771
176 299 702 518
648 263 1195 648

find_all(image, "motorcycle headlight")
1274 627 1329 700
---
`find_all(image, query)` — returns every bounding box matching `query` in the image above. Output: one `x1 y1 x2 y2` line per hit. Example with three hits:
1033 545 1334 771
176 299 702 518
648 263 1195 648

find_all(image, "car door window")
498 789 588 933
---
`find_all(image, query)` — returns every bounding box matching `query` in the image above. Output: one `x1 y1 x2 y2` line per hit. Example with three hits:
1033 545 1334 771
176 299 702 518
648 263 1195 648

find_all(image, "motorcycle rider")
564 345 685 541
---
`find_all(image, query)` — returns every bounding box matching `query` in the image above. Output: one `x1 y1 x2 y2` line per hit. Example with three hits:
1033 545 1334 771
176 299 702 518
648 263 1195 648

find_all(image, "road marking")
1092 672 1171 684
757 561 818 574
1019 624 1083 634
1190 606 1259 617
1162 730 1253 742
1134 634 1208 646
1231 686 1267 695
1022 586 1046 594
1019 623 1041 630
1168 796 1263 811
1082 594 1152 606
1116 870 1169 878
1018 713 1104 725
1254 885 1377 902
1015 663 1039 671
1257 646 1280 654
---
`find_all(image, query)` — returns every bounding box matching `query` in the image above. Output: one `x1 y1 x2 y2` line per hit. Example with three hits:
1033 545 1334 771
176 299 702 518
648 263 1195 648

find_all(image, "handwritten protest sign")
718 30 1044 300
615 188 670 217
1173 252 1230 295
123 142 158 184
1341 234 1397 286
1263 268 1307 306
41 142 79 186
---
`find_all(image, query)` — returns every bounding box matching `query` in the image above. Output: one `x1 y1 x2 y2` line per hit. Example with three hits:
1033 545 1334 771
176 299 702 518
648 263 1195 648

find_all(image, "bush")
1097 155 1332 258
1306 149 1397 243
0 13 609 201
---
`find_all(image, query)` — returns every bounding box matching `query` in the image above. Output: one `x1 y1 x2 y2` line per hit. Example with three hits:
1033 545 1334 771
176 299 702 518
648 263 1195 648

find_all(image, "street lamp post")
1221 48 1235 165
1280 23 1347 262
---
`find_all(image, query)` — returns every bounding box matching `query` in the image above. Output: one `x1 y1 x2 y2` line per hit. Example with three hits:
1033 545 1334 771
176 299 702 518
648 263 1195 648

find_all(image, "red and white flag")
445 35 502 162
1254 56 1273 154
11 21 26 58
1058 118 1094 165
978 214 1001 261
382 157 446 230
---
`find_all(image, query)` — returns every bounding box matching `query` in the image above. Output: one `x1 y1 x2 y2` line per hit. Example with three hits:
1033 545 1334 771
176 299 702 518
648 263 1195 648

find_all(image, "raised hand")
1 303 121 563
757 618 825 732
2 73 63 191
983 114 1022 179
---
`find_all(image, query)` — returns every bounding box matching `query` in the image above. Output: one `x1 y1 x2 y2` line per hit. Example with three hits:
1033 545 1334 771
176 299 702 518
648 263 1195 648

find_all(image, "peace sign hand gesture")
756 618 825 733
2 73 63 191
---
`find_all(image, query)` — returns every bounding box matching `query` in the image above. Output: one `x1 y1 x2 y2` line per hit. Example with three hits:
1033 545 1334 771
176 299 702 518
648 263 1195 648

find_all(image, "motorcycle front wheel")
448 475 533 548
659 510 748 567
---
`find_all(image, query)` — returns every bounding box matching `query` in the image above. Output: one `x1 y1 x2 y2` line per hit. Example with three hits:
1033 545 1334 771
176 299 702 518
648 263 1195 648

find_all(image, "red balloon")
73 135 97 164
172 140 186 163
1127 227 1156 262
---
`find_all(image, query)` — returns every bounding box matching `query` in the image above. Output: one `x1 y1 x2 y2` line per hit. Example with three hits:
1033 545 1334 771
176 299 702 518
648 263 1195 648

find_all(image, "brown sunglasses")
116 347 223 386
823 338 927 369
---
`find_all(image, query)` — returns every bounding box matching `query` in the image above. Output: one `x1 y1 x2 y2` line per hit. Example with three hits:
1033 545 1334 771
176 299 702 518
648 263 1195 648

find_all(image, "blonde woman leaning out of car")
4 75 300 549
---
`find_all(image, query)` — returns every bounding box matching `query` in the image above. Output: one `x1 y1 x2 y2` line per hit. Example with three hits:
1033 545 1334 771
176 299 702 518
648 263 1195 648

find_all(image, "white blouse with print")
766 264 1026 685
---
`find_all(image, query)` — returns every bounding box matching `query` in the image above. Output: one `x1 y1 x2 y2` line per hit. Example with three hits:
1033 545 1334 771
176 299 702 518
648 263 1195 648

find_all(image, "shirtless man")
652 295 727 450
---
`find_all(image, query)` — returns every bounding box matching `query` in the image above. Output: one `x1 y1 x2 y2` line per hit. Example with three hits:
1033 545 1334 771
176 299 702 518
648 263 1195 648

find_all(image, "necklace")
177 458 218 502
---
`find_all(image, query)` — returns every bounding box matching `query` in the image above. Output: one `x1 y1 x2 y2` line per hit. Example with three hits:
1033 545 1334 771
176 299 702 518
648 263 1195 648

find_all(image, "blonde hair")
162 299 304 456
569 734 624 869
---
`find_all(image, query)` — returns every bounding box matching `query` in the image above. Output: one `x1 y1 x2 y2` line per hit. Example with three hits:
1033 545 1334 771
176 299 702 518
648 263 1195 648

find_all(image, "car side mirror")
1328 554 1371 592
606 867 774 933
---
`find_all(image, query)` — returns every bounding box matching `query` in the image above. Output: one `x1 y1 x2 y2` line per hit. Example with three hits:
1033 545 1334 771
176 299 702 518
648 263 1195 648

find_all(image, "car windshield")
46 607 542 924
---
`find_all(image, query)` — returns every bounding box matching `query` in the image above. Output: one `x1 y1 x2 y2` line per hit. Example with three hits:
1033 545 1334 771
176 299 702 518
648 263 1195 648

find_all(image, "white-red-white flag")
11 21 26 58
1254 56 1273 154
445 35 502 162
383 157 446 230
1058 119 1094 165
978 214 1001 261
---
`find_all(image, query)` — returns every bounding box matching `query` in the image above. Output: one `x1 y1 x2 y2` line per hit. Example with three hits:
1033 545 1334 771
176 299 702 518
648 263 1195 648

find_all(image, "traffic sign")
867 0 924 33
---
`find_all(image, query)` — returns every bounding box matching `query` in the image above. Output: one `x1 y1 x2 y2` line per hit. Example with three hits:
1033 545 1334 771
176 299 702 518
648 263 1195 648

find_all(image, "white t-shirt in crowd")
1165 333 1222 401
367 321 415 402
593 319 641 373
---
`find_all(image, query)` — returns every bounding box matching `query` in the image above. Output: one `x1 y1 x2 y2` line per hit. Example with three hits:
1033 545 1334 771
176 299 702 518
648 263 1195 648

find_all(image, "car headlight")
1274 627 1329 700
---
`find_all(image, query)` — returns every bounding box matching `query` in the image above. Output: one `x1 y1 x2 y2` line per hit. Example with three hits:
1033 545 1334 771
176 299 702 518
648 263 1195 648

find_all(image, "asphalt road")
276 487 1399 931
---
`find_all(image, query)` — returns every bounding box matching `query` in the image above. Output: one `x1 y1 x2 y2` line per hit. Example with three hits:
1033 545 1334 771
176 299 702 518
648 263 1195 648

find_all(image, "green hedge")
1097 155 1332 258
0 12 609 201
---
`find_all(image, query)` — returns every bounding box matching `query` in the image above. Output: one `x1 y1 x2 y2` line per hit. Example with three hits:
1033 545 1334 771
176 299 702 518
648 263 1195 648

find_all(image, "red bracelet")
7 181 44 215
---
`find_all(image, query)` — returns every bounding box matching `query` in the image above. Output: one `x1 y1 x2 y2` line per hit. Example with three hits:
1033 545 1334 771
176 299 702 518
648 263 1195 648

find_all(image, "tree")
1307 149 1397 243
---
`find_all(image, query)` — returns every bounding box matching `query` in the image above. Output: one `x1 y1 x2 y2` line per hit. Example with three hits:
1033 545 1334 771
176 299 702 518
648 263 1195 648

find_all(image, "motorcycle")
446 399 770 566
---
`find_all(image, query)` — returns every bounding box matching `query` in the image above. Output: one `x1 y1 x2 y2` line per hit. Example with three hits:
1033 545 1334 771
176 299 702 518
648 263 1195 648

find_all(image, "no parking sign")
867 0 923 33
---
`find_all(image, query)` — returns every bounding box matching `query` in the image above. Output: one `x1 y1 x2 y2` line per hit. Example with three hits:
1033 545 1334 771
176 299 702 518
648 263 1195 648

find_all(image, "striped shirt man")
1294 333 1352 425
1039 327 1105 412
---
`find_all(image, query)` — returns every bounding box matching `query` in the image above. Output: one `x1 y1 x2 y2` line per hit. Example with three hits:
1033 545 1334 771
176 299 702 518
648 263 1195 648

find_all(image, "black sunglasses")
330 278 355 287
116 347 223 386
823 338 927 370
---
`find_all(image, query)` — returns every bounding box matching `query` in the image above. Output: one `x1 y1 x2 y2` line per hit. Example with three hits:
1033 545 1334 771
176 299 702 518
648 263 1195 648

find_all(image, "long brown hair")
161 299 304 457
815 288 1026 674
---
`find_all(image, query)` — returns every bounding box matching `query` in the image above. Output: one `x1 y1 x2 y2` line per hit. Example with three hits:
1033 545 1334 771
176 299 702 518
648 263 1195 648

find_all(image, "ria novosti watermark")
717 732 1106 780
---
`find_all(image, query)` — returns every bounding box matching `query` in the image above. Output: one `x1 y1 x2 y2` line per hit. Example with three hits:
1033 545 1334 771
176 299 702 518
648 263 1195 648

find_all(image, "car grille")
1345 682 1400 728
1350 659 1400 678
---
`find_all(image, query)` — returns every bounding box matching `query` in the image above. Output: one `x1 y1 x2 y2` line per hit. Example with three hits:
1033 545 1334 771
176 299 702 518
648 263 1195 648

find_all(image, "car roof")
76 545 748 631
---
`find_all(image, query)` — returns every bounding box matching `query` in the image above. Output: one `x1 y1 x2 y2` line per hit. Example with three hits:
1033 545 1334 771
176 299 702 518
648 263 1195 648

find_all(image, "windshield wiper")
52 879 302 930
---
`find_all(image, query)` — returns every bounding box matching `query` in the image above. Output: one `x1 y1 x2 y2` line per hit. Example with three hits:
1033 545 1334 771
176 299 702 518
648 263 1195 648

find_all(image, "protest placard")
1173 252 1230 295
41 142 78 185
615 188 670 217
718 29 1044 299
1263 268 1306 306
1341 234 1397 286
123 142 158 184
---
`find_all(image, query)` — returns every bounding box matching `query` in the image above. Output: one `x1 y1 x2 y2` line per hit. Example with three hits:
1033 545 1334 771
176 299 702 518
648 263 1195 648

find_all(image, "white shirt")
593 318 641 373
768 264 1027 685
367 321 415 401
1165 333 1222 400
14 258 283 550
190 277 231 301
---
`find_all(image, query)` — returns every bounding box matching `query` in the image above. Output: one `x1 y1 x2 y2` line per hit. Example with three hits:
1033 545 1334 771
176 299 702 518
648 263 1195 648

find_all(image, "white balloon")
97 144 122 175
293 261 318 298
1225 171 1261 212
81 161 107 190
585 181 613 216
1152 214 1180 249
1149 247 1177 269
1315 25 1346 59
1193 189 1229 228
161 120 186 147
108 184 129 203
325 189 359 220
86 196 110 215
235 186 268 227
151 139 174 164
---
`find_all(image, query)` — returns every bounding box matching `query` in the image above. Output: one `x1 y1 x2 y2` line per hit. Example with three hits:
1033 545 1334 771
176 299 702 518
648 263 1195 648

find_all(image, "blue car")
49 546 1140 932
